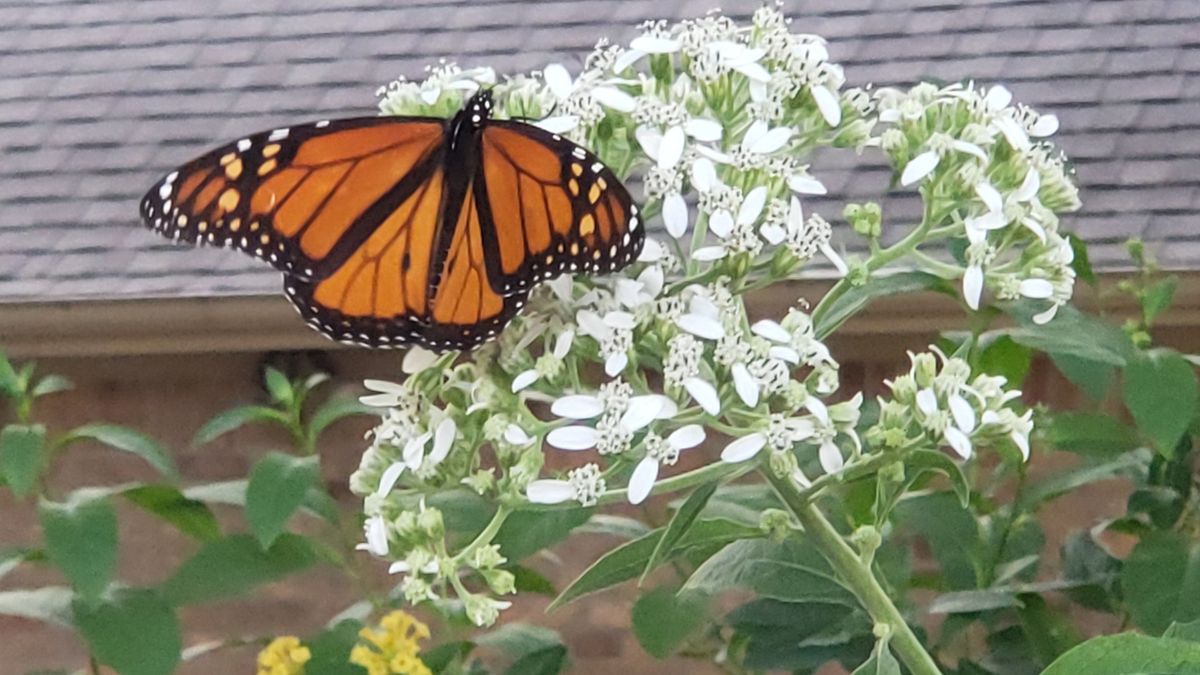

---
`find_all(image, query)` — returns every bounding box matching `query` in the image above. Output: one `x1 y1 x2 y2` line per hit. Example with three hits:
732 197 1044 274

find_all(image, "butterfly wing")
474 121 643 293
140 117 446 281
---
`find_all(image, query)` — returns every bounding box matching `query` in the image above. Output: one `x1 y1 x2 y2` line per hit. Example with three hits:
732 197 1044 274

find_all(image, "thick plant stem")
763 470 943 675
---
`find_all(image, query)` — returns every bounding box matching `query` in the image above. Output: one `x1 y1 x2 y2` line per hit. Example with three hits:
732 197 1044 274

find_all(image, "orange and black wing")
473 121 643 294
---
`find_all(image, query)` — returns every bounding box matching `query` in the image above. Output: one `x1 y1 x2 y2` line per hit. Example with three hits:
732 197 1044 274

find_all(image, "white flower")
402 346 439 374
527 463 607 506
576 309 634 377
357 515 389 556
360 379 407 407
627 426 706 504
511 329 575 392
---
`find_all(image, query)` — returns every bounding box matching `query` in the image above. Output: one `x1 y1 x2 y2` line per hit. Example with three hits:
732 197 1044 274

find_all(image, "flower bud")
759 509 793 542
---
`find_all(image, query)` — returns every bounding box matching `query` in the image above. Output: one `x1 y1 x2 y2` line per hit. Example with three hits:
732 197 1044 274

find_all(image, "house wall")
2 294 1197 673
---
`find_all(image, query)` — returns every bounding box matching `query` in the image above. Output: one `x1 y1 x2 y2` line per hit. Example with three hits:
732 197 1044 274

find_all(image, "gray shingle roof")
1 0 1197 302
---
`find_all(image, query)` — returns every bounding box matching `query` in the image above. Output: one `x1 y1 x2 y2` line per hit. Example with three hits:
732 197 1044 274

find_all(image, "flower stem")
762 469 943 675
454 504 511 564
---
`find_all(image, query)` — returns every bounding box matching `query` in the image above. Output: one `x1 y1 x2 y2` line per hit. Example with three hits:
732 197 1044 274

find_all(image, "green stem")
763 469 943 675
453 505 511 564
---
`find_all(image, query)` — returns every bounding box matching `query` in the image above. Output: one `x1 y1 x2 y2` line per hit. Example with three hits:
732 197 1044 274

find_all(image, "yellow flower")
349 610 433 675
256 636 311 675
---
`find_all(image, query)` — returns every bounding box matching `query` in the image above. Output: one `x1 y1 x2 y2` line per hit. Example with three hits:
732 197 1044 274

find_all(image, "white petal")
708 209 734 238
527 479 575 504
735 61 771 83
915 388 938 416
975 182 1003 212
630 35 682 54
1011 428 1031 461
945 426 973 460
504 424 535 446
684 377 721 416
732 362 760 407
359 392 399 407
1019 278 1054 299
689 294 720 319
1032 304 1059 325
788 174 827 195
952 140 989 162
805 397 830 425
1030 113 1059 137
749 127 793 154
576 309 610 340
363 516 389 556
420 88 441 104
820 242 849 276
737 186 768 225
546 425 598 450
984 85 1012 111
430 418 456 464
710 40 763 66
684 118 722 142
1021 216 1047 243
692 246 727 261
658 125 686 169
949 394 977 433
1015 168 1041 202
691 158 718 191
612 48 646 72
363 378 405 394
751 320 791 343
604 311 637 330
694 145 732 164
963 265 984 310
760 223 785 245
668 424 706 450
621 395 665 432
376 461 406 496
635 125 662 161
651 395 678 419
993 115 1030 151
812 85 842 127
792 467 812 488
543 63 574 99
638 237 664 262
637 266 664 298
720 432 766 463
534 115 580 134
387 560 411 575
627 458 659 505
663 192 689 237
741 120 768 150
402 347 439 374
553 330 575 359
677 314 725 340
511 369 540 392
403 432 430 469
605 352 628 377
900 151 940 186
592 86 636 113
769 346 802 364
819 441 845 474
552 395 604 419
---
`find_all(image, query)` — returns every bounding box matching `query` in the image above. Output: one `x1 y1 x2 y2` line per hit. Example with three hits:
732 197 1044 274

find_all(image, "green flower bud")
911 352 938 388
417 507 444 539
481 569 516 595
768 449 799 478
759 509 793 542
464 469 496 495
471 544 506 570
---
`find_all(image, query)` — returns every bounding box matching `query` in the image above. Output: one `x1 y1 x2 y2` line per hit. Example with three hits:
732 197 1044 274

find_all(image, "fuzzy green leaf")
640 481 717 585
0 424 46 498
39 496 118 601
246 453 319 548
60 424 177 478
160 534 319 605
1123 348 1198 457
74 588 180 675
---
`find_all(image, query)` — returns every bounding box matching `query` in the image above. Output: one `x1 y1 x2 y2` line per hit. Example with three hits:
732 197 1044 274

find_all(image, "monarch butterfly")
140 90 643 351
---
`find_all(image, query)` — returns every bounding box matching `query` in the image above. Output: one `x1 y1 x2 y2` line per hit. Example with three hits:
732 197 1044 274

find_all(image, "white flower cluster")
352 2 1062 626
876 81 1080 323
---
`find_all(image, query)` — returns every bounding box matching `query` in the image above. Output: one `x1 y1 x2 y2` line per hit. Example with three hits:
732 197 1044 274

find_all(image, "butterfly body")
141 90 642 351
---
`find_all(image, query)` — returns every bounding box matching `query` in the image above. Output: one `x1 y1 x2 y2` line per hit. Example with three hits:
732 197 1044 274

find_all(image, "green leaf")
246 453 319 548
1051 353 1115 401
815 271 954 339
310 397 375 438
682 537 856 605
1019 451 1147 509
39 496 118 601
640 481 717 585
508 565 556 596
1123 348 1198 456
1061 531 1121 611
0 424 46 498
74 588 181 675
0 547 43 580
905 449 970 507
976 334 1034 388
1005 302 1133 366
1068 235 1095 286
60 424 177 478
1017 592 1081 666
161 533 320 605
1042 633 1200 675
306 619 367 675
31 375 73 398
1142 276 1178 326
632 587 708 658
728 598 853 641
477 623 562 659
851 637 901 675
264 366 294 406
0 351 20 398
0 587 73 627
1047 412 1140 458
1164 619 1200 642
193 405 290 446
494 507 592 561
120 484 221 542
577 514 651 540
893 491 979 590
422 641 474 674
928 589 1023 614
1121 531 1200 634
548 519 759 611
503 646 567 675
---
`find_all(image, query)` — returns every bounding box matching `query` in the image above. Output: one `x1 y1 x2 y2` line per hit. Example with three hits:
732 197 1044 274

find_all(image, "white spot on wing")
268 128 290 141
237 139 251 152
